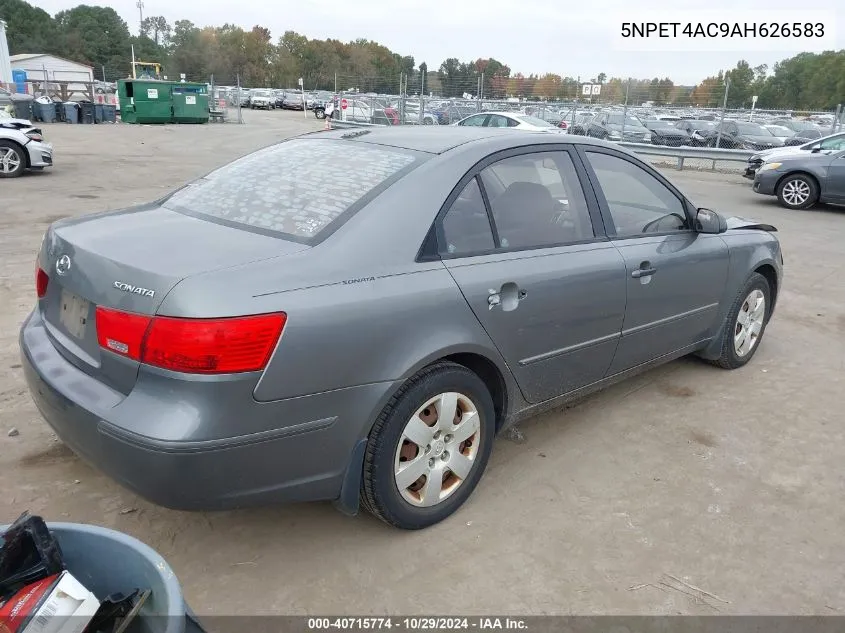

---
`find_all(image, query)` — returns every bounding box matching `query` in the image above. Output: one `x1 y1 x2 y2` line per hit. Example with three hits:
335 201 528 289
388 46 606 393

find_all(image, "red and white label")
341 99 348 110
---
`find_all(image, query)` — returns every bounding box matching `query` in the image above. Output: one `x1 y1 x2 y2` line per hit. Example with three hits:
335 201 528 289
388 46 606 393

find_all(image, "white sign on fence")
147 88 158 99
591 84 601 95
582 84 592 96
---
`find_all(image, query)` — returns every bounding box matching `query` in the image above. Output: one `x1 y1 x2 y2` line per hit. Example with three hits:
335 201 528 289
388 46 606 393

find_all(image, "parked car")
708 121 784 150
273 91 286 109
455 112 566 133
752 149 845 209
672 120 719 147
0 116 53 178
584 112 652 143
281 92 304 110
743 132 845 179
763 125 794 141
22 128 782 529
569 113 595 136
250 90 275 110
642 120 691 147
784 127 823 147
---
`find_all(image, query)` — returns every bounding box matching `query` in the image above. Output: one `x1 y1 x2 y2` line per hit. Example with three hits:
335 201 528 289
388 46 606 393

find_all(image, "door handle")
489 283 526 311
631 267 657 278
487 290 501 310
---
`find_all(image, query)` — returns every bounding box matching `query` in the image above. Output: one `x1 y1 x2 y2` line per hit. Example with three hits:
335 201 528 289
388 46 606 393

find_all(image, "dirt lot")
1 110 844 616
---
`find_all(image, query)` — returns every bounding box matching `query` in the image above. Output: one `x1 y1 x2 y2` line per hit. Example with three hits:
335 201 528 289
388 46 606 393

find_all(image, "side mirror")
695 208 724 234
811 147 821 153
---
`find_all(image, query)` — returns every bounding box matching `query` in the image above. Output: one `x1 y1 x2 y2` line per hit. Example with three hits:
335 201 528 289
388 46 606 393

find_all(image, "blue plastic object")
1 522 203 633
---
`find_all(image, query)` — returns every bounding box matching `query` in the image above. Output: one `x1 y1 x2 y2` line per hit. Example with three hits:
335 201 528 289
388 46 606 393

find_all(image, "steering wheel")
641 213 687 233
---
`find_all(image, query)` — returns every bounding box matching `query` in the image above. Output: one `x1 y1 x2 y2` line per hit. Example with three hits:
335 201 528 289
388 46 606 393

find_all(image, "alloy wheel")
393 392 481 507
734 289 766 357
0 147 22 174
782 179 811 207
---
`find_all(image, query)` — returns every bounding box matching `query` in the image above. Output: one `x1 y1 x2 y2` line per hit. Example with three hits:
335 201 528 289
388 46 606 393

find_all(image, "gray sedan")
21 128 783 529
752 148 845 209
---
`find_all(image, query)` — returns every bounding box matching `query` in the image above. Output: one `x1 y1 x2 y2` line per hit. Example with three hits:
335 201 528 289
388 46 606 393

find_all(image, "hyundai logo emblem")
55 255 71 276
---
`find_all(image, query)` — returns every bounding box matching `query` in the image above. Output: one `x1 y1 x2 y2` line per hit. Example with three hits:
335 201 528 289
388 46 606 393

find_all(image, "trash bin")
94 103 105 123
79 101 95 124
11 96 34 121
172 88 210 124
34 97 56 123
103 104 117 123
54 101 65 123
63 101 79 123
1 522 205 633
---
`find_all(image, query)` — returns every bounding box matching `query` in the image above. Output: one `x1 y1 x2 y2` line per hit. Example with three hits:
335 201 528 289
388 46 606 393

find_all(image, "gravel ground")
1 109 844 617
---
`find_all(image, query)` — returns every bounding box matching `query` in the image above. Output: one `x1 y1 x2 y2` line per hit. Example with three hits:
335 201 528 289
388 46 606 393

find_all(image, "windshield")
515 115 556 128
608 114 643 127
164 139 420 242
691 121 716 130
253 91 272 98
736 123 770 135
766 126 792 136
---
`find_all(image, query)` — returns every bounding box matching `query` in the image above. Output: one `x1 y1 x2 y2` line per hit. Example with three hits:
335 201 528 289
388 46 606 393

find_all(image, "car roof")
310 126 627 155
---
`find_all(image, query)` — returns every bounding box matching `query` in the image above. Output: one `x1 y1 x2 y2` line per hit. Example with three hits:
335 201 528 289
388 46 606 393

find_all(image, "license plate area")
59 289 90 339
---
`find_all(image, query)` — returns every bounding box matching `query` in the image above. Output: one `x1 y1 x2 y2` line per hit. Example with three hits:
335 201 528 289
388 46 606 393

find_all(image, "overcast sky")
30 0 845 84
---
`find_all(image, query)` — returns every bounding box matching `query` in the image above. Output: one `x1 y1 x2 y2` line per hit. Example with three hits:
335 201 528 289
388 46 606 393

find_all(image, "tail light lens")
36 267 49 298
95 307 286 374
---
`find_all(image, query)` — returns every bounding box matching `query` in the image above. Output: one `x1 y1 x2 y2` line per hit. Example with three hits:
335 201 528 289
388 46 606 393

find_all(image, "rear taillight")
95 307 286 374
36 267 49 298
95 307 152 360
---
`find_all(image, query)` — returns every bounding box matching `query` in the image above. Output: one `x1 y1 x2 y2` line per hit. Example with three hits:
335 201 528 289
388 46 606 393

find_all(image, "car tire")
0 140 26 178
776 173 819 210
707 273 771 370
361 361 496 530
315 108 325 119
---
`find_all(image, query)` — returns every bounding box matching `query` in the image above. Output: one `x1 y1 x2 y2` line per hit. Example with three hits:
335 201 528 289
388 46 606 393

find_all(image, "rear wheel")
361 362 495 530
0 141 26 178
776 174 818 210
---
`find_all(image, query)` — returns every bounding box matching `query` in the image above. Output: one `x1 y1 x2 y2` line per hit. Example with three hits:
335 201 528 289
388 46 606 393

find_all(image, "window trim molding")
428 144 609 261
576 145 696 240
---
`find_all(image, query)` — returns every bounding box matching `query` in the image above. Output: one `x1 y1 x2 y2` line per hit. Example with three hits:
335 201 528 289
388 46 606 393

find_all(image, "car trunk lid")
38 205 308 394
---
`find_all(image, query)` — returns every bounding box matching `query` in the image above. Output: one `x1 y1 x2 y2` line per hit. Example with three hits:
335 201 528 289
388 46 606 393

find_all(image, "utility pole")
136 0 144 32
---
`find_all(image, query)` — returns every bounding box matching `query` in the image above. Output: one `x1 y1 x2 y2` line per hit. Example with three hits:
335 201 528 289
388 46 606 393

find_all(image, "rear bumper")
20 309 396 511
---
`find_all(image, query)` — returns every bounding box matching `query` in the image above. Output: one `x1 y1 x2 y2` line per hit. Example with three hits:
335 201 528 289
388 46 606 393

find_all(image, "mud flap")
332 438 367 516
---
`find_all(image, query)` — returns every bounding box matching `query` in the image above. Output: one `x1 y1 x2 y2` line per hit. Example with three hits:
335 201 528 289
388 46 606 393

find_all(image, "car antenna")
341 129 371 139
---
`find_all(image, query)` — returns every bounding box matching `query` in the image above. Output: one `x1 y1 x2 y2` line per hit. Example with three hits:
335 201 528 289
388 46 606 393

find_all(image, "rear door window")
163 139 420 243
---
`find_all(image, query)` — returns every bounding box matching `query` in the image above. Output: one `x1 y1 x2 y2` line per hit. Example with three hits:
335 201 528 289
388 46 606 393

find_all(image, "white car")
0 113 53 178
743 131 845 179
455 111 567 133
250 90 275 110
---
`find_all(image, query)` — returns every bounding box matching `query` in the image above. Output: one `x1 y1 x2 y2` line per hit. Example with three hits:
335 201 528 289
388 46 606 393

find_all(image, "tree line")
1 0 843 110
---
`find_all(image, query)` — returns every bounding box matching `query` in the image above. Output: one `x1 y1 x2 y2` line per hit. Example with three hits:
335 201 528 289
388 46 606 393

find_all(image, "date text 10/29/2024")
308 618 528 630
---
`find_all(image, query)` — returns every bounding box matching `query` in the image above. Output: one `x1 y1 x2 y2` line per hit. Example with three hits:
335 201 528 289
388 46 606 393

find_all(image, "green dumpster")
172 84 210 124
117 79 174 124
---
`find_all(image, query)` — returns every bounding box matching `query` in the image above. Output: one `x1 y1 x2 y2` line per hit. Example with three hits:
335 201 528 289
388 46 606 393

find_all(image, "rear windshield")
163 139 418 242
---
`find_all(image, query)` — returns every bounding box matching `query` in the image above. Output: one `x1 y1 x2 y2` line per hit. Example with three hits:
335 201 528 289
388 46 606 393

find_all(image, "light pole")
136 0 144 32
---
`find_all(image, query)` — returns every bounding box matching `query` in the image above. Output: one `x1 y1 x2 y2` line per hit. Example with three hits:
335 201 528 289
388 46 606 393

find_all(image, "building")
0 20 12 86
10 53 94 84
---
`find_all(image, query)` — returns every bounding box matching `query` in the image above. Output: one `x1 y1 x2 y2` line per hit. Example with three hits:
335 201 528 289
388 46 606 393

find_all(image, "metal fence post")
713 77 730 169
621 78 630 138
236 73 243 124
831 104 842 135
